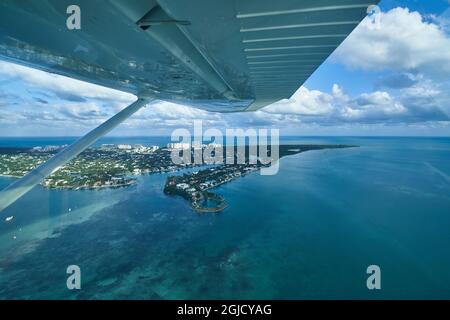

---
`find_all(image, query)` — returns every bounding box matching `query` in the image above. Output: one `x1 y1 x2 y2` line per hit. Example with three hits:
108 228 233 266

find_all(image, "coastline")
2 144 356 213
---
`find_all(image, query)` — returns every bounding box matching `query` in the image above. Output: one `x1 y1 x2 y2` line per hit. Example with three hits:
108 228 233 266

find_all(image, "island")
0 143 356 212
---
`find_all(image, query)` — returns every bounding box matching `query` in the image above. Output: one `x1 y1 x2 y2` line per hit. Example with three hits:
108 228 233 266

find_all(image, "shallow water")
1 137 450 299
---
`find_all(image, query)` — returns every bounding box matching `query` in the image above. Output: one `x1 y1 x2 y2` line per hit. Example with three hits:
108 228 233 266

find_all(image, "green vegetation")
0 144 190 190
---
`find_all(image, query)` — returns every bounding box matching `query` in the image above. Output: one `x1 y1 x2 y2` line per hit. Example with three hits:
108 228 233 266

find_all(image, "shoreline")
0 174 22 179
2 144 357 210
0 174 137 190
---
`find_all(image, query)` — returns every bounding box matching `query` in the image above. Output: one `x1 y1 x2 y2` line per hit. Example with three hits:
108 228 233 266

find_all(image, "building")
100 144 115 150
167 143 191 150
176 183 190 190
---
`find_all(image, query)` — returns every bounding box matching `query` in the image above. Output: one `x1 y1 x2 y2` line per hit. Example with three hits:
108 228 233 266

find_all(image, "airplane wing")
0 0 378 112
0 0 380 212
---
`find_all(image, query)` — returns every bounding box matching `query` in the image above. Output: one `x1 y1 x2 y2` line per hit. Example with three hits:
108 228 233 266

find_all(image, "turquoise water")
0 137 450 299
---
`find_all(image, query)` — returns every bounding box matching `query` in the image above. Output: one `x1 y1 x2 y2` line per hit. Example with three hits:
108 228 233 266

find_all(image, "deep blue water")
0 136 450 299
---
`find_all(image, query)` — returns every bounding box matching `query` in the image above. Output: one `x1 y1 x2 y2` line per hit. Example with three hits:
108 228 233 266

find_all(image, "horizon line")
0 135 449 138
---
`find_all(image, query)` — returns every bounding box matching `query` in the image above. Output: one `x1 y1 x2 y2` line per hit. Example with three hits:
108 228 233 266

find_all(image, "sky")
0 0 450 137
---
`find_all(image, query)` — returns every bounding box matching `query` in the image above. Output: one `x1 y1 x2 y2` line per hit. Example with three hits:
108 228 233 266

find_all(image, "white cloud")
57 102 111 121
343 91 407 122
145 101 212 120
259 83 449 125
263 85 406 123
334 7 450 77
262 87 334 116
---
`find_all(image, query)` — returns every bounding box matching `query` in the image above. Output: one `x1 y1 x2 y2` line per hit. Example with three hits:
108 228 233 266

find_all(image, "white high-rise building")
167 143 191 150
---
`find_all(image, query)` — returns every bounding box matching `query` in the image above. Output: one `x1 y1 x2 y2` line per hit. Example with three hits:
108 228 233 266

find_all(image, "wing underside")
0 0 378 112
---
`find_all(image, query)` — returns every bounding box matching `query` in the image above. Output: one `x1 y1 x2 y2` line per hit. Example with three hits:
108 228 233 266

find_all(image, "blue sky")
0 0 450 136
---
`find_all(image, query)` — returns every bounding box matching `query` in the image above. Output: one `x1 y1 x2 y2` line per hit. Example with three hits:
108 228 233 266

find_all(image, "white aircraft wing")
0 0 379 112
0 0 380 211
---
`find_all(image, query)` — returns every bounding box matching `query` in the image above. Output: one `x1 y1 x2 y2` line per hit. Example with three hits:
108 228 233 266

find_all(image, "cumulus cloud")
261 87 334 116
334 7 450 77
260 82 448 126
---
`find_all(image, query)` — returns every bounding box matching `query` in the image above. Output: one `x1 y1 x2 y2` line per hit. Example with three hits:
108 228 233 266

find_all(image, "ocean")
0 136 450 299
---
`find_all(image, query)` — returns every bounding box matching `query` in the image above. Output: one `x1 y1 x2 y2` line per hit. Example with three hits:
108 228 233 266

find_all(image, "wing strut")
0 97 152 212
